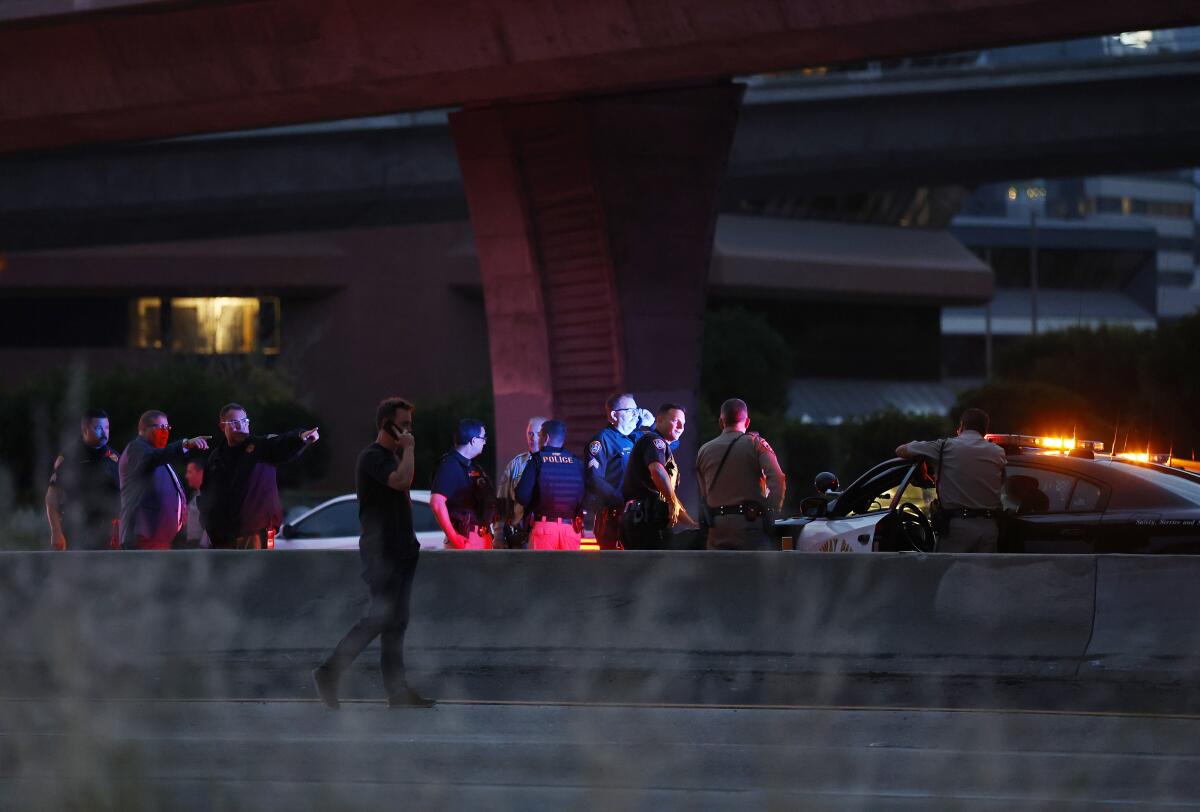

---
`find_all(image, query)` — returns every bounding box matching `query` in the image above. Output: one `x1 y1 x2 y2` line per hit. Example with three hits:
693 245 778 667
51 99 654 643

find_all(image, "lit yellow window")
131 296 280 355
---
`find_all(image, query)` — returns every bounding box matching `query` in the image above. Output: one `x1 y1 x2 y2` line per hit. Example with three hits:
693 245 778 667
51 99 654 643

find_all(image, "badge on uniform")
106 450 120 462
245 444 256 454
653 438 666 451
589 441 602 457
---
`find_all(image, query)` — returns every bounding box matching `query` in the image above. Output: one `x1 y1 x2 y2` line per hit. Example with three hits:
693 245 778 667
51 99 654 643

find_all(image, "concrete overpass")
4 1 1200 466
2 1 1197 154
5 52 1200 252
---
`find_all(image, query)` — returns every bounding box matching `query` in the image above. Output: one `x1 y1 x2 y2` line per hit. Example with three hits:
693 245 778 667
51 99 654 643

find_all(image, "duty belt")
710 501 766 520
946 508 998 519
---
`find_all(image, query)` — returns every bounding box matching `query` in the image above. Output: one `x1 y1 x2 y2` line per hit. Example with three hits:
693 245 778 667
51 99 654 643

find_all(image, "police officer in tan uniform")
896 407 1006 553
696 398 786 551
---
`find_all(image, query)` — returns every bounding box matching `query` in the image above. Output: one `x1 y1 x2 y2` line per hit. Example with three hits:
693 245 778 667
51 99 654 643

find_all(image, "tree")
700 307 793 416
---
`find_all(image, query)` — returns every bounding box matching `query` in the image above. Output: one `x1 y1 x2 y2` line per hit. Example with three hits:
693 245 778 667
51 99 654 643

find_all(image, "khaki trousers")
937 517 998 553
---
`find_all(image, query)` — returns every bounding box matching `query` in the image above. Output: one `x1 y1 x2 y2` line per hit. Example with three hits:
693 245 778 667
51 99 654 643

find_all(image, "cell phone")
387 422 407 441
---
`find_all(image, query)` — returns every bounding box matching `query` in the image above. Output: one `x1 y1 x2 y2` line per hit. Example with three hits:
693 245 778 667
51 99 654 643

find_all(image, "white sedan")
275 490 445 551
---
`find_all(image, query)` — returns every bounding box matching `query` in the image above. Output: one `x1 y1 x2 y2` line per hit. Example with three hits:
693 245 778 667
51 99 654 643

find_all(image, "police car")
274 490 445 551
776 434 1200 554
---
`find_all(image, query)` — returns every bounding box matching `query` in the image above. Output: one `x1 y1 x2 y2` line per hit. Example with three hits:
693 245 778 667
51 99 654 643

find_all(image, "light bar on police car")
984 434 1105 453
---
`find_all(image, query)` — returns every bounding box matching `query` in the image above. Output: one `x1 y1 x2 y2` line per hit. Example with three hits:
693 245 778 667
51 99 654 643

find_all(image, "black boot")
312 665 340 710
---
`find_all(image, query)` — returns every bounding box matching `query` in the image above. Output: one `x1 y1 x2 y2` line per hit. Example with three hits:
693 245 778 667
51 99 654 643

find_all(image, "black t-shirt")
622 431 676 502
357 443 419 576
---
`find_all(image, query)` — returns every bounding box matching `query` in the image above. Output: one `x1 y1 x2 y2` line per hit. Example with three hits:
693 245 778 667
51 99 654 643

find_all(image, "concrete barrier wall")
0 550 1186 703
1082 555 1200 680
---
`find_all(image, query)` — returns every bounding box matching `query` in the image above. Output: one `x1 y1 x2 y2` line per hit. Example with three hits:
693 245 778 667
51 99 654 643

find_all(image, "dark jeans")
324 555 420 697
594 507 622 549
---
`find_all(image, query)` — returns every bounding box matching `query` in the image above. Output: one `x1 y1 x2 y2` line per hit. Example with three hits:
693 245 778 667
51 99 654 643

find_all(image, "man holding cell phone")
314 396 433 709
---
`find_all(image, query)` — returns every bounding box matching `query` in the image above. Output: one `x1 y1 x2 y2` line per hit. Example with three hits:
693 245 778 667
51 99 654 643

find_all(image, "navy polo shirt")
432 450 491 525
515 445 586 520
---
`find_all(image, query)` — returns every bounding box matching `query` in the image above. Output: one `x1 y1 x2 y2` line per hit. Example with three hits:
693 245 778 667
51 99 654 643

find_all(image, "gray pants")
706 514 775 551
937 517 998 553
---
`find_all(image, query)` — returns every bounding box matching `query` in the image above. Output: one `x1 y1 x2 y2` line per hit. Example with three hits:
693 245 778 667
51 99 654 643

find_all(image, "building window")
1092 196 1189 218
131 297 164 349
131 296 281 355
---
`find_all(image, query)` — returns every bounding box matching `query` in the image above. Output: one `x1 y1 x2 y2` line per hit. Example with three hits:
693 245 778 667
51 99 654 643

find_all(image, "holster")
628 497 669 528
929 499 950 535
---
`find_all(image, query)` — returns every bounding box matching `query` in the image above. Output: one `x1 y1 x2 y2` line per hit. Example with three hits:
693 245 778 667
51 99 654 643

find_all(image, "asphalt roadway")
3 695 1200 810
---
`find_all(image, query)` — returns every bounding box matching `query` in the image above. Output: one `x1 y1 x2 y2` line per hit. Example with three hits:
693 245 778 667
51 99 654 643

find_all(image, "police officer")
584 393 654 548
696 398 786 551
495 416 546 549
619 403 697 550
200 403 319 550
896 407 1006 553
430 418 497 549
45 408 121 550
515 419 586 551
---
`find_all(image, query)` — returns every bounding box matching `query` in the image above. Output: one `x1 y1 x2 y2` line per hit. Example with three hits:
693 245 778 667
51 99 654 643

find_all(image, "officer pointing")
696 398 786 551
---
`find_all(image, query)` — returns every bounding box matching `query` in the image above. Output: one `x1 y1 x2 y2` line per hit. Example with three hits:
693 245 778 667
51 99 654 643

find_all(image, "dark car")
776 450 1200 554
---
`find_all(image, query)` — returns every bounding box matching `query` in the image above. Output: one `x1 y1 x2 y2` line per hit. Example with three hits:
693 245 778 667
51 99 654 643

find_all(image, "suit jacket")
119 436 189 550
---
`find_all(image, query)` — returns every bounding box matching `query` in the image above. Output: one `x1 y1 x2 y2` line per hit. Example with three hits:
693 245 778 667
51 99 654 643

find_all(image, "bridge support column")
451 83 743 472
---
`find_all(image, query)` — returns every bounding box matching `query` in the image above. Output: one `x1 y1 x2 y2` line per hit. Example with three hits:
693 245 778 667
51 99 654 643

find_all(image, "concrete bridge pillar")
450 83 743 475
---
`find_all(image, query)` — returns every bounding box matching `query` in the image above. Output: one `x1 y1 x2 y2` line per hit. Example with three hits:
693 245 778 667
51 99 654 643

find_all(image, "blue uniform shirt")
515 445 586 521
583 426 643 510
432 450 495 530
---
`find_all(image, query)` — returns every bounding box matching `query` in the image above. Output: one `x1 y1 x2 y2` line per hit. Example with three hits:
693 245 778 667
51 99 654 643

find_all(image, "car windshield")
833 462 913 518
1107 461 1200 506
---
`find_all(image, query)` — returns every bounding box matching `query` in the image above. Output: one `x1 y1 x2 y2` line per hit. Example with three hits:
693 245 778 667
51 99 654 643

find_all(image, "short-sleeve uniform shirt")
357 443 419 583
49 442 121 548
431 451 492 525
622 431 677 502
901 430 1006 510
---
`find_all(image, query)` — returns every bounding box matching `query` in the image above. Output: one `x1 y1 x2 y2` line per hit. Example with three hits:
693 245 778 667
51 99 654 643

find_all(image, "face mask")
150 427 170 449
